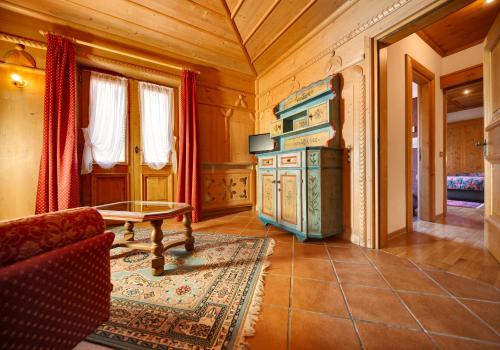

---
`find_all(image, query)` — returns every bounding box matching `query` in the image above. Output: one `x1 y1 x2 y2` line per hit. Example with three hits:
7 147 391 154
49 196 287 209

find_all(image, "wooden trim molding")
405 54 436 232
440 64 483 90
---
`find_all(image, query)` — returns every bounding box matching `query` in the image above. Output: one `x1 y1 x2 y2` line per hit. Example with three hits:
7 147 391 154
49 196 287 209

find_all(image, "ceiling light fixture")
11 73 26 88
486 0 494 4
464 89 470 95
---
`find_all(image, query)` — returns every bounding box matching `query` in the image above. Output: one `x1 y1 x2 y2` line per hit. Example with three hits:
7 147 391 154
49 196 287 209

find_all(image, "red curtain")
176 70 201 222
35 34 78 214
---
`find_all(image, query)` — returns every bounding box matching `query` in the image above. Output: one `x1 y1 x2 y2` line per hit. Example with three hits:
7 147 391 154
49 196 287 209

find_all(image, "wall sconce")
11 73 26 88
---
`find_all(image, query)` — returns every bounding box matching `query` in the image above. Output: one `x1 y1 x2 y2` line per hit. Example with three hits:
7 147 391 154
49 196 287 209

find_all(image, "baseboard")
201 205 253 219
434 213 445 222
388 227 407 240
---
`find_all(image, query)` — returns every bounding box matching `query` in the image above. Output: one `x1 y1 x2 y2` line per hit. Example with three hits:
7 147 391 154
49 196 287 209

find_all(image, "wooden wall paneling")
228 110 254 163
0 65 44 220
202 167 254 212
446 119 485 174
198 105 229 164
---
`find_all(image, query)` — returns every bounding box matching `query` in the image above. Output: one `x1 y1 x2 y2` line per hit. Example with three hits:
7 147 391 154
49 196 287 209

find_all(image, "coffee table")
96 201 194 276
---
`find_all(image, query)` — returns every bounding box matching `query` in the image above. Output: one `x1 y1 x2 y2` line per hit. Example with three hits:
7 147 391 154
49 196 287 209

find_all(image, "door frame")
405 55 436 231
440 64 483 217
483 13 500 262
372 0 473 248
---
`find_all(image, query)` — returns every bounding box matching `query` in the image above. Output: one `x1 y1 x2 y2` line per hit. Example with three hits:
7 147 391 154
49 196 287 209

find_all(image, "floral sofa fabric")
447 173 484 192
0 207 114 350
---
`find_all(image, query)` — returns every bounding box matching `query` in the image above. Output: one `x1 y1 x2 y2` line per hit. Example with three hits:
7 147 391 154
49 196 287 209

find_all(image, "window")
138 81 175 170
81 71 127 174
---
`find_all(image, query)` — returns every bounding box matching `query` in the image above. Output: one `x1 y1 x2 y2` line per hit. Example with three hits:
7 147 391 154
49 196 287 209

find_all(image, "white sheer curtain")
81 72 128 174
138 81 176 170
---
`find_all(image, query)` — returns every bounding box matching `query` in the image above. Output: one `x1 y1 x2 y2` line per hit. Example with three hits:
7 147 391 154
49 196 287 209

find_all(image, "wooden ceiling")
417 0 500 57
0 0 347 75
447 80 483 113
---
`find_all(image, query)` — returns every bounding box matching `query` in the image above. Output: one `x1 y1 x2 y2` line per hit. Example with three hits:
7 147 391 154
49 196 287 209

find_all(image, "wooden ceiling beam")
0 2 252 74
220 0 257 76
231 0 244 19
250 0 317 63
242 0 281 45
128 0 238 44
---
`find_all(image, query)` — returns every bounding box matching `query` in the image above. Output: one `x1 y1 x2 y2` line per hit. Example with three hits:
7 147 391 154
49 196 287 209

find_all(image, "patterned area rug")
87 228 274 350
447 199 483 208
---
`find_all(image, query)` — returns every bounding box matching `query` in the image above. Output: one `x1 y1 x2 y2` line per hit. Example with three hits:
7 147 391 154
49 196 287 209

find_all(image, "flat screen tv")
249 133 277 154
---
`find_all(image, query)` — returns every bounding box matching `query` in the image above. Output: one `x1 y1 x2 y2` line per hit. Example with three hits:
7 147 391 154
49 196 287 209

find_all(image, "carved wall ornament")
325 52 341 74
353 65 367 247
288 75 301 94
202 173 251 209
219 108 233 119
234 94 248 109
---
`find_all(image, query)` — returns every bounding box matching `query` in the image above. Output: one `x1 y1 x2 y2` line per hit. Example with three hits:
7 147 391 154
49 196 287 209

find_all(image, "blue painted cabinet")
256 75 342 241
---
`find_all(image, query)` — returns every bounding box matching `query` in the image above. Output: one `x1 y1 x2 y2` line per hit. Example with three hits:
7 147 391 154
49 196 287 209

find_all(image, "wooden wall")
447 118 484 174
0 63 44 220
255 0 439 247
0 10 256 218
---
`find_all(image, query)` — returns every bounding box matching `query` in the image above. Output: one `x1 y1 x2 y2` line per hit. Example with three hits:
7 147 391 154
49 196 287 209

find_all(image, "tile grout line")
287 234 295 350
408 258 500 339
326 243 365 350
359 250 444 350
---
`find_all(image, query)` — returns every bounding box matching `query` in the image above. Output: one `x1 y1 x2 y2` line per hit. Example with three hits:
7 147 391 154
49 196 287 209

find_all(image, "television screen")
249 133 276 154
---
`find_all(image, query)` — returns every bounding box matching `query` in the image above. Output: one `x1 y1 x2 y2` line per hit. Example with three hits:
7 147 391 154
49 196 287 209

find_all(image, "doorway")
405 55 435 232
374 0 500 277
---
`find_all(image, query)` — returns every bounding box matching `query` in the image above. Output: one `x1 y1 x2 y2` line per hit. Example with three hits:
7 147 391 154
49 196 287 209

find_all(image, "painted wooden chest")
256 75 342 241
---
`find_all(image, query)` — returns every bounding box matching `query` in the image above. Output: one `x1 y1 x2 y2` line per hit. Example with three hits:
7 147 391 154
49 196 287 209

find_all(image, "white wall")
385 37 483 234
442 43 483 75
386 34 443 233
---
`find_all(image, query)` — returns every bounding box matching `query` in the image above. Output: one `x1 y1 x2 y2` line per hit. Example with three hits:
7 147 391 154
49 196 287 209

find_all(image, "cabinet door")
258 169 277 222
277 169 302 232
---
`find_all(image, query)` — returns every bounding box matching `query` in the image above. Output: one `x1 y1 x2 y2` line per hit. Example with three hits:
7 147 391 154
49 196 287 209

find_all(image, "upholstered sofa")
0 207 114 349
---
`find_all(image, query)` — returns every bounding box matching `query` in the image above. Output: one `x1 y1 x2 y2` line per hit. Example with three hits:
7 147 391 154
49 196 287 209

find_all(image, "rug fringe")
235 238 276 350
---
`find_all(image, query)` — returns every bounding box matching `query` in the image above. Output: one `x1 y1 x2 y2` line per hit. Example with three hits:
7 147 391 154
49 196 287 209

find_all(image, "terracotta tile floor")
166 210 500 350
126 210 500 349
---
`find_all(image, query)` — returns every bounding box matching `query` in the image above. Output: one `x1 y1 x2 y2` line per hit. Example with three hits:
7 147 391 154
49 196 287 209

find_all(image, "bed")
447 173 484 203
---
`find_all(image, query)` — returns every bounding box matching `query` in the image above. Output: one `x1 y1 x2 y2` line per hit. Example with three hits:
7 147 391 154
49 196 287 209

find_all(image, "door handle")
134 146 142 154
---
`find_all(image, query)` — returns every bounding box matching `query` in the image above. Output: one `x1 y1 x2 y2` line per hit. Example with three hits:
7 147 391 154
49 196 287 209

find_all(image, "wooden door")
129 80 176 202
484 14 500 262
258 169 277 222
80 70 130 206
277 169 302 232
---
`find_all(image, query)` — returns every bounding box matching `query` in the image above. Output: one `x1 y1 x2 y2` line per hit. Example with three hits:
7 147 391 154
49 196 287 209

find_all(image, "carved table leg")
150 219 165 276
183 212 195 251
124 221 135 241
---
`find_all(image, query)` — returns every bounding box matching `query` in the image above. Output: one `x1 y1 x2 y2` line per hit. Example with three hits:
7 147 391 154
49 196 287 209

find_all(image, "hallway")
384 207 500 287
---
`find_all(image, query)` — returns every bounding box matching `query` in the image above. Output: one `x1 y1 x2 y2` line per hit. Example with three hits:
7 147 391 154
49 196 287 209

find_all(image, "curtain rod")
38 30 200 75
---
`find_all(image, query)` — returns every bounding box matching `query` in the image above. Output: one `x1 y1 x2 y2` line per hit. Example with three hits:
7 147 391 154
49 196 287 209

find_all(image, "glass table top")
95 201 190 215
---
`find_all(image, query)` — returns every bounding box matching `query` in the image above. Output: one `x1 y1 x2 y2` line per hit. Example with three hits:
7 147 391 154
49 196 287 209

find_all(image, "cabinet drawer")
278 152 302 168
259 155 276 168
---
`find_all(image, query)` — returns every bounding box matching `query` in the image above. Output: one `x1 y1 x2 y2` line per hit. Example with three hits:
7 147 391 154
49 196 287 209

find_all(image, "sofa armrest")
0 231 114 349
0 207 105 267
